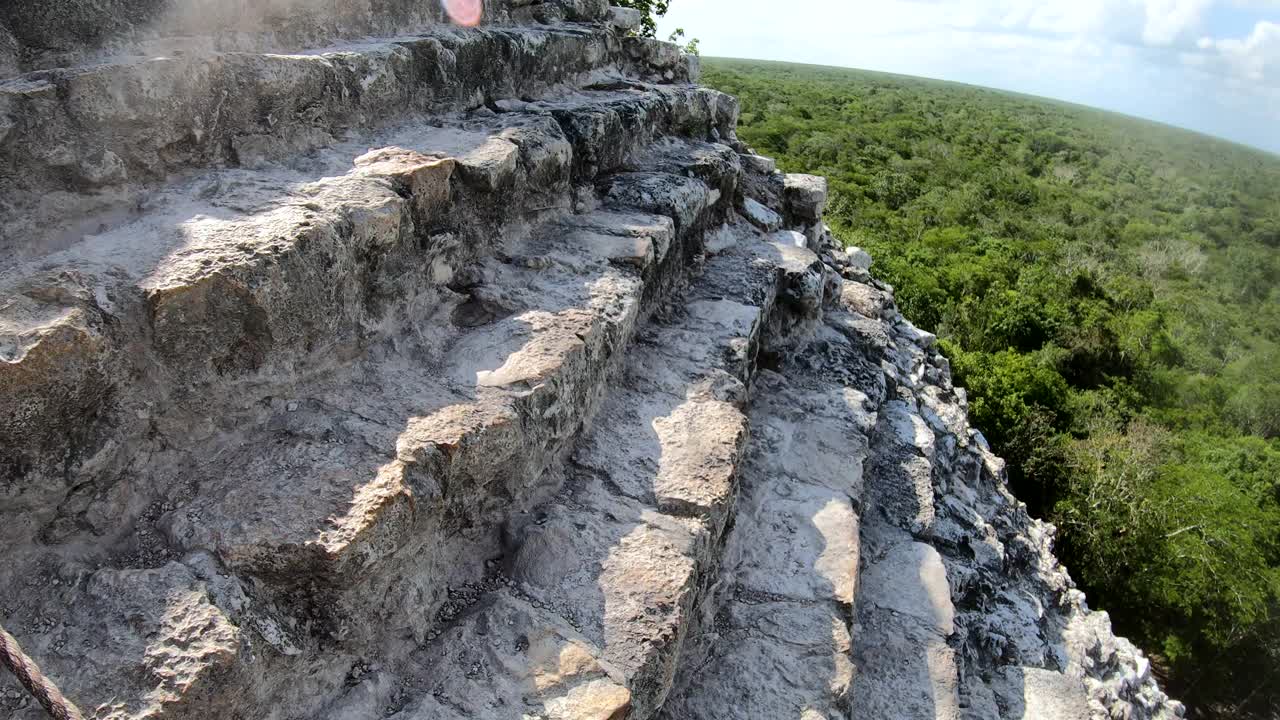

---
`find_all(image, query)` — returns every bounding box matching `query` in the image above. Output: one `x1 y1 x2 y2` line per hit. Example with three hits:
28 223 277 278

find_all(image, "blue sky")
656 0 1280 154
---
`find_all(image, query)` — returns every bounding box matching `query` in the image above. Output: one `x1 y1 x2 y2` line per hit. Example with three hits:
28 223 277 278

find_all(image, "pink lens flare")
442 0 483 27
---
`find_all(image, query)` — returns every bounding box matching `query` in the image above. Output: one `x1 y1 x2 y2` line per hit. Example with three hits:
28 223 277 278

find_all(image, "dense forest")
702 58 1280 717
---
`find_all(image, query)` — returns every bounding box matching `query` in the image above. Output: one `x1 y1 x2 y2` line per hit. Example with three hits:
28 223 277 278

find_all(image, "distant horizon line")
703 55 1280 160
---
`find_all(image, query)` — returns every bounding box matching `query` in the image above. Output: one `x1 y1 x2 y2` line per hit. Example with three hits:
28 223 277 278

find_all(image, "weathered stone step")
373 589 637 720
369 223 831 720
0 22 699 253
653 299 888 719
0 1 637 79
843 303 1127 720
842 302 968 720
2 80 736 265
544 85 739 181
162 204 681 598
0 91 736 540
0 120 745 718
0 194 717 720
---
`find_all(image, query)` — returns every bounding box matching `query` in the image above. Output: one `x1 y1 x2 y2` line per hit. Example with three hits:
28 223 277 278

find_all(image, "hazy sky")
656 0 1280 154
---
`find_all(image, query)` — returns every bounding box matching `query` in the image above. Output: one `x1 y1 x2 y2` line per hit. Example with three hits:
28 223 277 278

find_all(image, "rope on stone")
0 623 84 720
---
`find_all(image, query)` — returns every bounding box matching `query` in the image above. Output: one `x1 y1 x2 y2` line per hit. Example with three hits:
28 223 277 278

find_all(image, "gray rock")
741 196 782 231
684 54 701 84
703 224 739 255
555 0 610 21
0 25 18 78
392 591 633 720
996 667 1092 720
0 26 702 257
607 6 643 31
784 173 828 222
457 137 521 191
859 541 955 636
771 229 809 248
741 152 777 174
845 245 873 270
658 368 874 720
604 172 714 234
659 601 855 720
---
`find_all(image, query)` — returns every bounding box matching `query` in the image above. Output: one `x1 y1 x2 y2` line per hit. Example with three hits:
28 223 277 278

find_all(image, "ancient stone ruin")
1 2 1184 718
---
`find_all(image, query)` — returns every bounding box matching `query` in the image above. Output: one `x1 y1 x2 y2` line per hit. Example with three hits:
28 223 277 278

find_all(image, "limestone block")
457 137 520 191
742 196 782 231
607 5 643 31
741 153 777 174
845 245 873 270
604 172 714 233
784 172 829 222
860 541 956 636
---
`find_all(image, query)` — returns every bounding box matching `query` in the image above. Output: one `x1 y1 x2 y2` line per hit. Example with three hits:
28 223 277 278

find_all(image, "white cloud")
1203 20 1280 84
1143 0 1215 44
927 0 1213 47
658 0 1280 152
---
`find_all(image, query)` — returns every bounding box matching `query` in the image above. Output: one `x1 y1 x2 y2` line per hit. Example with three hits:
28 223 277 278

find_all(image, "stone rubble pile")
0 3 1182 718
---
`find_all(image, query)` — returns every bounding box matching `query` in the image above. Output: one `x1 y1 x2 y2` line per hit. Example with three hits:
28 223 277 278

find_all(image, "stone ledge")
0 0 617 78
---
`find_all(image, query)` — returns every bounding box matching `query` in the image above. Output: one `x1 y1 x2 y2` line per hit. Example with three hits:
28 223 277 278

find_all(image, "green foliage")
611 0 669 38
1058 429 1280 713
667 28 700 57
704 58 1280 717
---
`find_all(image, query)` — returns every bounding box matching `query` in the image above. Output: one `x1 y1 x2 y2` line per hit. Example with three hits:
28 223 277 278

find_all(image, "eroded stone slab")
658 602 855 720
392 592 632 720
783 173 828 223
859 540 956 636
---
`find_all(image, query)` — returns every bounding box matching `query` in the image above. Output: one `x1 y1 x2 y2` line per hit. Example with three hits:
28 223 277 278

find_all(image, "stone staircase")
1 4 1183 720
